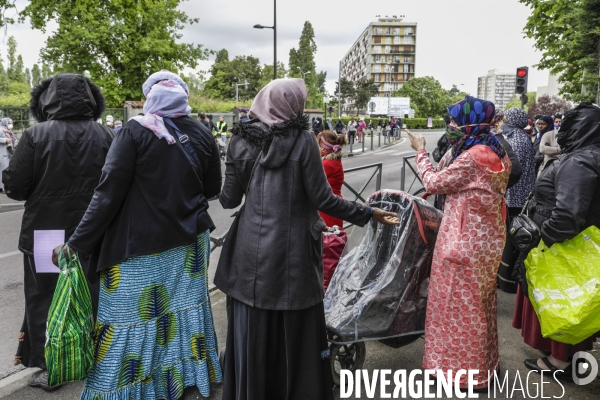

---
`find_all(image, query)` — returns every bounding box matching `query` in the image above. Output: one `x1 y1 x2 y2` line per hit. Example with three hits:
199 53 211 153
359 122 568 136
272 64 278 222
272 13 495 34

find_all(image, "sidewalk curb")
0 368 39 398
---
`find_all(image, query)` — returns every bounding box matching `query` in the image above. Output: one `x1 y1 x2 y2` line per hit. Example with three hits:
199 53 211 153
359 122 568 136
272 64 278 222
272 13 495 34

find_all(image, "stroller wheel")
329 342 366 386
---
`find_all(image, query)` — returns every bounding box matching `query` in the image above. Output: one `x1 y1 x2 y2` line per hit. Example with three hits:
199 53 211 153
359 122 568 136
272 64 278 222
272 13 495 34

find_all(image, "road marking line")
0 250 20 259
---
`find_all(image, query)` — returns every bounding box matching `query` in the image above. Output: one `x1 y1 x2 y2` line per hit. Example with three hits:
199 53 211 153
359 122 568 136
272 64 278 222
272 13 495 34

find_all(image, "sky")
1 0 549 97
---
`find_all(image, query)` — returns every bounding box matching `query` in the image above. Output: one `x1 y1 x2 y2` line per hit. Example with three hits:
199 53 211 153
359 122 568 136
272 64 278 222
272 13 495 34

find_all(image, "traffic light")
515 67 529 94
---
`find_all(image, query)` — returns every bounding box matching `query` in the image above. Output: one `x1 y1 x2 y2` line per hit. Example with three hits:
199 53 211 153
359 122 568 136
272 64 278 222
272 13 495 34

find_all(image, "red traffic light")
517 68 528 78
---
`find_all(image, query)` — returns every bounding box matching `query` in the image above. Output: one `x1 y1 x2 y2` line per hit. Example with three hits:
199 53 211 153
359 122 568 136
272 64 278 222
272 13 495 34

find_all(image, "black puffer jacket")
540 103 600 246
2 73 113 255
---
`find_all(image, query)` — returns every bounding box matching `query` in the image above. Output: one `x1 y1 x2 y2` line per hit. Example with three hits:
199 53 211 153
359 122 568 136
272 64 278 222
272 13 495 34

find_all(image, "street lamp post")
297 67 310 80
323 96 329 122
253 0 277 80
234 80 249 104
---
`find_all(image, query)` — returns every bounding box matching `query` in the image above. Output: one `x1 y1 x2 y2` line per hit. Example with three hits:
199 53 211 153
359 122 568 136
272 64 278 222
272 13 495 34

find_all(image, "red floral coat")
416 145 510 389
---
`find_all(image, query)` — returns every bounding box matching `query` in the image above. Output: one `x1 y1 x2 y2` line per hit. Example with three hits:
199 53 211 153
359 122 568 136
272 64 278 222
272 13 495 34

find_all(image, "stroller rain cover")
324 190 443 341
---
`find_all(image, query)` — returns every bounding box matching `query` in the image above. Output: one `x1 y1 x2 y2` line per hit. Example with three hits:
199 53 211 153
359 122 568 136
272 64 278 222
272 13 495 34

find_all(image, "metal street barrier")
400 155 424 195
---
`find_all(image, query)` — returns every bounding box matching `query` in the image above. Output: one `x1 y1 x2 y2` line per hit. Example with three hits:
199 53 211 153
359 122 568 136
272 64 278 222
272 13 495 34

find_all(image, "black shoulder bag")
508 192 541 253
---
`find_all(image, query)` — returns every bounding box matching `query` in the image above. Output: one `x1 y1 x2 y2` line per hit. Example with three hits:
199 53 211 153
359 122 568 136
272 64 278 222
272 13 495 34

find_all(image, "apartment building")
477 69 517 110
340 17 417 113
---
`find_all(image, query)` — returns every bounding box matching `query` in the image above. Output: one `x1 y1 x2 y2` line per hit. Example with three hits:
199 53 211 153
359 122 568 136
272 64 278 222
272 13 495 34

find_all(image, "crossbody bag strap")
245 145 264 195
521 190 535 216
163 117 202 174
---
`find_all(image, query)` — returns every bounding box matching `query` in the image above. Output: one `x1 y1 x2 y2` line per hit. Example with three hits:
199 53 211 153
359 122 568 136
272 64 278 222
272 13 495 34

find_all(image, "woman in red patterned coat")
318 130 348 228
406 96 511 391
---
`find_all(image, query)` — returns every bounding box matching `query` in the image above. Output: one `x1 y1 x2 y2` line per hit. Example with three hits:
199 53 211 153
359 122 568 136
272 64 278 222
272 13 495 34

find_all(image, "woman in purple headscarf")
406 96 511 392
215 78 398 400
54 70 223 399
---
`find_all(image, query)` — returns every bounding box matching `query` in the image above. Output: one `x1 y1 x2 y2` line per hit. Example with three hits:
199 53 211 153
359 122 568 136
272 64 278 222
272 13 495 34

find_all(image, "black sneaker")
27 370 63 392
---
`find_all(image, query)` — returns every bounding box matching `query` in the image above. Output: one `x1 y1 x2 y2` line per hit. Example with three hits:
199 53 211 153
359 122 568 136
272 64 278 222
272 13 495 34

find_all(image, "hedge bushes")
323 116 446 129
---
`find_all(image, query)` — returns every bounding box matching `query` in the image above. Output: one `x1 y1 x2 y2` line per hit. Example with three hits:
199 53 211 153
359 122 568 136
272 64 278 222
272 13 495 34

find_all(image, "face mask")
7 124 13 130
554 124 561 130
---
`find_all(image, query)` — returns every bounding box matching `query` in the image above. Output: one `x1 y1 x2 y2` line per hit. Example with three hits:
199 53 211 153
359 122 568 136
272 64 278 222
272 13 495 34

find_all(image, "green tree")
31 64 41 87
392 76 451 118
335 77 355 113
41 63 52 80
0 1 16 27
21 0 210 106
0 56 9 92
520 0 600 102
24 67 31 86
288 21 320 108
202 50 264 100
354 79 379 115
316 70 327 94
6 36 24 82
14 55 26 83
505 91 536 112
183 71 205 95
257 62 286 90
203 49 233 99
230 55 262 101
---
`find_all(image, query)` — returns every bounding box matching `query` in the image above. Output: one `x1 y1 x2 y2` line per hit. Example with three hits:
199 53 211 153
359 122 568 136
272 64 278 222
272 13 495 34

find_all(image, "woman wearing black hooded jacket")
512 102 600 381
2 74 113 390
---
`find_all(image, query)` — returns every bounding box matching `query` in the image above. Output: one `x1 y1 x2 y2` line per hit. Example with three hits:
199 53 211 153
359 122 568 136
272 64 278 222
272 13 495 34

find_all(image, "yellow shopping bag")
525 225 600 344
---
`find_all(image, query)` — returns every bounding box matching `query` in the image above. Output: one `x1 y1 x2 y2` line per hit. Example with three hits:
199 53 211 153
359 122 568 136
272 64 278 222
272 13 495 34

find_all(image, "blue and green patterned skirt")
80 231 222 400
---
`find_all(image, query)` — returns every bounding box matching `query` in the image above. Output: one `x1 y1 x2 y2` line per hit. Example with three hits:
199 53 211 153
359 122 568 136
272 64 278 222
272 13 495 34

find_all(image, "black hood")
30 73 105 122
232 114 309 169
557 103 600 153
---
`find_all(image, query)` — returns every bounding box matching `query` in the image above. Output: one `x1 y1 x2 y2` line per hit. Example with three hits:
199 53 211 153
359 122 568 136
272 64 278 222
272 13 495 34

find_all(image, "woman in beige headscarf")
215 78 398 400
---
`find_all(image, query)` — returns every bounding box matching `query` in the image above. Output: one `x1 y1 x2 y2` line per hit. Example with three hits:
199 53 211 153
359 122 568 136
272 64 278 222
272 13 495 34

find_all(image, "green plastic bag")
45 248 94 387
525 225 600 344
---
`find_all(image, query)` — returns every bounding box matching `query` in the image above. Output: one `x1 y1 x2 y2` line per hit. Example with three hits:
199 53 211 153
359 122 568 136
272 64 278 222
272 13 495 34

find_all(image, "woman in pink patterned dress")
406 96 511 391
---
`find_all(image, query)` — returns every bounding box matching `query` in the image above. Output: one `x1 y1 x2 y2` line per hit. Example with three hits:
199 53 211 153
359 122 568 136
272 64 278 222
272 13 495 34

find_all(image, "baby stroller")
324 190 443 384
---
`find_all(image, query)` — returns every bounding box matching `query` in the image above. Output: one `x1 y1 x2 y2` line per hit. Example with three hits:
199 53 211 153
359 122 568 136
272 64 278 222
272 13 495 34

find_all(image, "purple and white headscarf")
132 70 192 145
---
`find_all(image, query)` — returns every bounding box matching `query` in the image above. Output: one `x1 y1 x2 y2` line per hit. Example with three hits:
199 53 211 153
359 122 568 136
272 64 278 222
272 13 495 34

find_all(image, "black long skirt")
222 298 334 400
14 254 98 369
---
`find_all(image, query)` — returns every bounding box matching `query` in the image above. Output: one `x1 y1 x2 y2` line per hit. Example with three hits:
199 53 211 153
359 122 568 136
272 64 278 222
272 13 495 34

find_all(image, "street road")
0 130 433 383
1 130 598 399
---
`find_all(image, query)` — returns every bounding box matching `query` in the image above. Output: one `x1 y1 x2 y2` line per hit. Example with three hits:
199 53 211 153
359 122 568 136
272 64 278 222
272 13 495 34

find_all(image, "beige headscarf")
249 78 307 126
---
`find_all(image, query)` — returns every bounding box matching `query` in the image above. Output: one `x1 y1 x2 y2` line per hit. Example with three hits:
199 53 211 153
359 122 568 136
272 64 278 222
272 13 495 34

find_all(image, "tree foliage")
203 49 279 101
21 0 210 106
0 0 16 28
288 21 322 108
31 64 41 87
520 0 600 102
256 62 287 91
354 79 379 115
527 94 571 118
392 76 451 118
505 91 537 112
0 36 36 106
335 77 355 110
